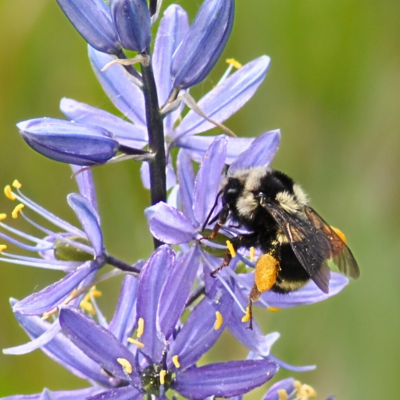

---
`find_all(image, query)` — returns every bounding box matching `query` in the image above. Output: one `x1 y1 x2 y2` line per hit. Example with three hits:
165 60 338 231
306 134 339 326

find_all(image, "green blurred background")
0 0 399 398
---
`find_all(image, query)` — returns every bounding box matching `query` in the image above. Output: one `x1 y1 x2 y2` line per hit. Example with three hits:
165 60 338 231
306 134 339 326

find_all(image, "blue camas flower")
3 246 279 399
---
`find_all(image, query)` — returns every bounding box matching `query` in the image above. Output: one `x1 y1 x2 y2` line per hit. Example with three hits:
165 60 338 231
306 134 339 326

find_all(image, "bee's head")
222 177 243 208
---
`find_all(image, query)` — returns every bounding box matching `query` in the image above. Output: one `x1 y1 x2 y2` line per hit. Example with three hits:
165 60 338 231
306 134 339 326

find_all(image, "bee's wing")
304 207 360 279
260 201 359 292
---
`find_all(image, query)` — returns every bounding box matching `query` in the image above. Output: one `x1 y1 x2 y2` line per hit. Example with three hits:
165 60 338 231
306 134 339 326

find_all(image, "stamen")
117 358 132 374
268 307 281 312
214 311 223 330
298 383 317 399
226 58 242 69
241 306 251 323
172 355 180 368
0 245 7 252
11 204 25 219
226 240 236 257
80 287 102 315
294 380 302 390
159 369 167 385
127 338 145 348
137 317 145 338
249 246 255 262
4 185 16 200
12 180 22 189
278 389 288 400
0 213 7 220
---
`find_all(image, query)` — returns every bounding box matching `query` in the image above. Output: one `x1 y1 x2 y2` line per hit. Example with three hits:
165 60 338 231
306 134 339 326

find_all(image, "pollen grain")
214 311 223 330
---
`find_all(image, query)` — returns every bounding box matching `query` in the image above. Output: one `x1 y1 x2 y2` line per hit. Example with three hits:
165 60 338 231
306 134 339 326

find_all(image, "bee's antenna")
201 190 223 232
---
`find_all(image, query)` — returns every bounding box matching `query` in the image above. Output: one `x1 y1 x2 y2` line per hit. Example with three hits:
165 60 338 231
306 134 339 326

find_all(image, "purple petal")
145 202 198 244
158 245 201 339
193 136 227 225
229 130 280 172
61 98 147 148
261 272 349 308
87 386 142 400
175 56 270 136
67 193 104 257
153 5 189 105
173 359 278 399
176 150 196 223
70 165 99 214
136 245 174 360
4 317 61 355
153 5 189 131
89 46 146 126
167 285 233 370
12 261 98 315
262 378 296 400
110 0 151 53
56 0 121 54
9 303 112 385
176 134 254 164
108 273 140 344
17 118 119 166
171 0 235 89
59 306 136 381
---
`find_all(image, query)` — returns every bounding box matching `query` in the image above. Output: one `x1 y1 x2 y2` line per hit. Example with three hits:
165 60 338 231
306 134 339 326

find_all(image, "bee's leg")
210 251 232 277
246 284 262 330
201 205 229 240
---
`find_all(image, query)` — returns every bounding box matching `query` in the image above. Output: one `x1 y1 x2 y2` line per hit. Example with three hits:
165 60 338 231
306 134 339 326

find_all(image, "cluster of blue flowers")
1 0 350 398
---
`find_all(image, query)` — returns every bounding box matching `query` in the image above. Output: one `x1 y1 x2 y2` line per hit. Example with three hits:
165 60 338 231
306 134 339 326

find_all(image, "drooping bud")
110 0 151 53
171 0 235 89
56 0 121 54
17 118 119 166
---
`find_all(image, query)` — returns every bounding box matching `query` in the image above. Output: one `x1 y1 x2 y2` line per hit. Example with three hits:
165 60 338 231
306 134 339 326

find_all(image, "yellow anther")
0 245 7 252
0 213 7 220
241 306 251 323
298 384 317 399
294 380 302 390
80 287 101 315
117 358 132 374
267 307 281 313
226 58 242 69
127 338 145 348
278 389 288 400
159 369 167 385
4 185 16 200
12 180 22 189
330 226 347 244
214 311 223 330
137 317 145 338
226 240 236 257
249 247 255 262
172 355 180 368
12 204 25 219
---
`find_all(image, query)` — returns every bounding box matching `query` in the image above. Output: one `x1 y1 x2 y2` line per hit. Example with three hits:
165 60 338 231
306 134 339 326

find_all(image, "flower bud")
110 0 151 53
171 0 235 89
17 118 119 166
56 0 121 54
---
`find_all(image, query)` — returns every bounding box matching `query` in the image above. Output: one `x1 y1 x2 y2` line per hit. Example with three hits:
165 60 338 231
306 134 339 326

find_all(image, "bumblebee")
204 167 359 322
